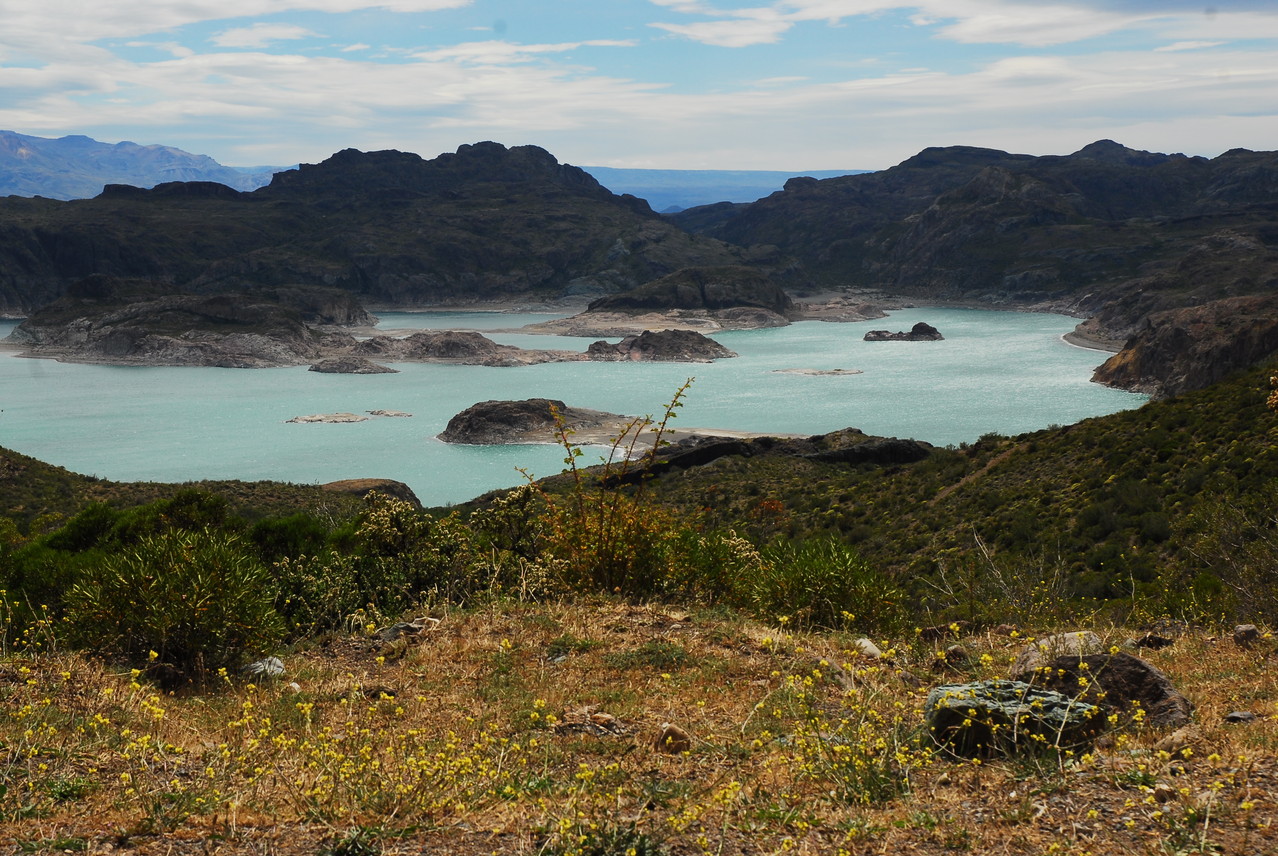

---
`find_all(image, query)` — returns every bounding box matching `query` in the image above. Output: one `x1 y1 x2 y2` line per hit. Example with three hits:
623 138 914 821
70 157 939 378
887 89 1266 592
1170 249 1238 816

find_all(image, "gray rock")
924 679 1104 757
1010 631 1105 677
1014 651 1194 728
851 638 884 659
241 656 285 679
1233 624 1261 648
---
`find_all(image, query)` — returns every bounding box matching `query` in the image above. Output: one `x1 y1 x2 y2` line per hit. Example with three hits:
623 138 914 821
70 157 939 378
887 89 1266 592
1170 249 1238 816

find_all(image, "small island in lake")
864 322 943 342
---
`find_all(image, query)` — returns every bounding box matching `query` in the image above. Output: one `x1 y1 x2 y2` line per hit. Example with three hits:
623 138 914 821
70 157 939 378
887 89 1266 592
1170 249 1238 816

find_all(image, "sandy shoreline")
1061 330 1122 353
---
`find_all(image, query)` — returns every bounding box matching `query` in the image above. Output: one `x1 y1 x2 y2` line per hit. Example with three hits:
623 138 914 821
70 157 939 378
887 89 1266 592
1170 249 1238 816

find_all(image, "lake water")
0 308 1146 507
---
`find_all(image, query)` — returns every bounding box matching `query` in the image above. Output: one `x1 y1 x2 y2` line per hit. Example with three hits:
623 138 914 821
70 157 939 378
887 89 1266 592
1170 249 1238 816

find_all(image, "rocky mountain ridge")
673 139 1278 397
0 142 745 316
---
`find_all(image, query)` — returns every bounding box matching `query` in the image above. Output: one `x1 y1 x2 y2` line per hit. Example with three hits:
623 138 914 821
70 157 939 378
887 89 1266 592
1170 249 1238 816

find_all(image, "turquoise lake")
0 309 1147 507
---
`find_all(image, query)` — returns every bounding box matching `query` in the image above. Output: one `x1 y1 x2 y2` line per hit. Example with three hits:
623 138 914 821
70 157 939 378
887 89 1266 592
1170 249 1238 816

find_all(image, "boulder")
863 321 944 342
1013 651 1194 728
924 679 1104 757
1233 624 1261 648
1010 630 1105 676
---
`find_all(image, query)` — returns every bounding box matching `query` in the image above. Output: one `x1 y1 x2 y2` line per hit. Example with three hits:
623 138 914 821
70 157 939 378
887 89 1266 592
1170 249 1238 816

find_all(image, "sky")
2 1 1277 171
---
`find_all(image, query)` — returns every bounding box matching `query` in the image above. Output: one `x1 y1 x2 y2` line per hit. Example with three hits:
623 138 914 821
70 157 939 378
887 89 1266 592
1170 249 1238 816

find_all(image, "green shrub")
65 528 283 675
748 537 905 632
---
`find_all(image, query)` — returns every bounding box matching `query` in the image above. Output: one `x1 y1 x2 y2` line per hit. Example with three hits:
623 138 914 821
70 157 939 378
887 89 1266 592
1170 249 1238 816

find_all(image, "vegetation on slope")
2 364 1278 852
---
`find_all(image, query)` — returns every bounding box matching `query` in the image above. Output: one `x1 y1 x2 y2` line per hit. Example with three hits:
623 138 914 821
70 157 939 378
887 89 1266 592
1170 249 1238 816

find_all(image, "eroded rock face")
586 329 737 362
1092 295 1278 399
8 283 367 367
438 399 630 445
863 321 943 342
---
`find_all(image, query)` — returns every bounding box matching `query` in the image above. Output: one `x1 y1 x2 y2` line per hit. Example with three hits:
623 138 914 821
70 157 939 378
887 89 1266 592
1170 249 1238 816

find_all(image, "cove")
0 308 1147 507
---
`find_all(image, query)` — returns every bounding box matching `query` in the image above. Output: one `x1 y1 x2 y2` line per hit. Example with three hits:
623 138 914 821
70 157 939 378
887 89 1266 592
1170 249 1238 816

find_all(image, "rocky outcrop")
1092 295 1278 399
602 427 933 485
321 478 421 507
586 329 737 362
7 285 365 368
438 399 632 445
863 321 943 342
309 357 397 374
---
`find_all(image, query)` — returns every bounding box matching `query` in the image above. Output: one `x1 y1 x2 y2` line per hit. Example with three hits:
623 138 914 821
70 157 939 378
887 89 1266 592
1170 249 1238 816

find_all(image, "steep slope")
0 142 744 315
0 130 279 199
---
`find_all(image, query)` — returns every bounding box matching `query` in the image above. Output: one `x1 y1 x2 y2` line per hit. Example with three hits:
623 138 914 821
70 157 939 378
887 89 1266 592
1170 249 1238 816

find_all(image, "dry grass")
2 601 1275 855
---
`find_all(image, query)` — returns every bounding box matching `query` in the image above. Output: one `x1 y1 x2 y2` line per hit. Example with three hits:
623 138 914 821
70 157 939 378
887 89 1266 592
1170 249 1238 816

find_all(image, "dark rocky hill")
673 140 1278 397
0 130 280 200
0 142 744 315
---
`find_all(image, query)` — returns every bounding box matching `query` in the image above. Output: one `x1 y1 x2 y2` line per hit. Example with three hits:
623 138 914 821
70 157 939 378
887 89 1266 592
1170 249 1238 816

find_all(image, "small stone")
241 656 285 679
1155 725 1202 756
919 621 969 642
654 722 693 754
1133 634 1175 650
1224 711 1259 724
1153 782 1177 803
991 624 1018 636
1233 624 1261 648
944 644 969 664
851 638 884 659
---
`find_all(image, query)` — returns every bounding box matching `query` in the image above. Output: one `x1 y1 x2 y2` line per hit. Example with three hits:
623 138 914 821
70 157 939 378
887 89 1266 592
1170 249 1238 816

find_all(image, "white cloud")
412 40 636 64
647 0 1275 49
0 1 472 46
1155 41 1225 52
211 24 322 49
651 18 793 47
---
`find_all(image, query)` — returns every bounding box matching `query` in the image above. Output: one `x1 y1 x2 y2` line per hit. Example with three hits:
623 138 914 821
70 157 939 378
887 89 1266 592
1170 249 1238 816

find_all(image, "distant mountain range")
0 131 288 200
0 130 865 210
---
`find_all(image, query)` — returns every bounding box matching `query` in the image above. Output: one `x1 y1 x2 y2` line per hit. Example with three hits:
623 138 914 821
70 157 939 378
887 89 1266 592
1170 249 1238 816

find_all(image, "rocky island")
524 266 799 336
438 399 635 445
864 322 944 342
585 329 737 362
309 357 398 374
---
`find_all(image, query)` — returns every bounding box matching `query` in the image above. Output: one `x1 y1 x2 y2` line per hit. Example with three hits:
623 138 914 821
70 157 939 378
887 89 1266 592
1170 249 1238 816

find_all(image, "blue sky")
2 1 1277 170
